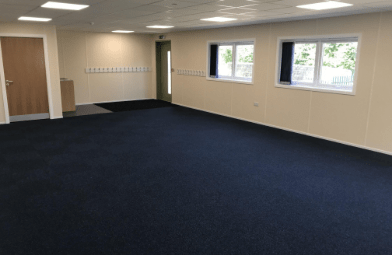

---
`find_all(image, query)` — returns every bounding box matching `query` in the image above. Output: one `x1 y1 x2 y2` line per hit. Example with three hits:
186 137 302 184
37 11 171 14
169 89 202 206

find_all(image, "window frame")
275 34 362 96
207 39 256 85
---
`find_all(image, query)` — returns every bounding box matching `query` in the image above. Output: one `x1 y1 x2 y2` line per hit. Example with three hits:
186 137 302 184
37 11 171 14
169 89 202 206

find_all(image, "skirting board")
174 103 392 157
76 98 152 106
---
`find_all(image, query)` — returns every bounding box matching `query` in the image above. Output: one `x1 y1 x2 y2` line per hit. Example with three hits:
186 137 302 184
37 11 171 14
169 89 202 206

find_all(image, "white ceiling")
0 0 391 33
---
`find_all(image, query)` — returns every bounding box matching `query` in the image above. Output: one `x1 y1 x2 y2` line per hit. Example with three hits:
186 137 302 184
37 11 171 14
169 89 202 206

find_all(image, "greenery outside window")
277 36 360 94
208 40 255 83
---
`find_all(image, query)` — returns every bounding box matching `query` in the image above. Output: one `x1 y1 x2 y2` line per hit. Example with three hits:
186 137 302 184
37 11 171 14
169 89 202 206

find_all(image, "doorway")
156 41 172 102
0 37 50 122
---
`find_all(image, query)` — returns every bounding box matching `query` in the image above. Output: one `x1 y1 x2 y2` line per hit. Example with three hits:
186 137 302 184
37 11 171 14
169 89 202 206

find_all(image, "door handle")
5 80 13 86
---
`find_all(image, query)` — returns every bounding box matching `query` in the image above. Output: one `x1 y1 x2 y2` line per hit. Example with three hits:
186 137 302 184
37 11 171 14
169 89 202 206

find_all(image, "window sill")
206 77 253 85
275 83 355 95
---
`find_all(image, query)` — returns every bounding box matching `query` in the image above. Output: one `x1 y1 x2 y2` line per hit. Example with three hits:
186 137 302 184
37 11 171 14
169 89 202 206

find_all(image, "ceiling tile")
0 0 46 5
164 8 208 16
186 3 227 11
0 13 19 22
1 0 390 34
248 2 291 11
152 0 201 9
218 7 257 15
363 1 392 8
177 0 218 3
0 3 36 15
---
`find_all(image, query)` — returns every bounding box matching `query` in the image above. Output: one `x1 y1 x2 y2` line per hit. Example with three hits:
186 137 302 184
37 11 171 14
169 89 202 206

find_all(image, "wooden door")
156 41 172 102
1 37 49 117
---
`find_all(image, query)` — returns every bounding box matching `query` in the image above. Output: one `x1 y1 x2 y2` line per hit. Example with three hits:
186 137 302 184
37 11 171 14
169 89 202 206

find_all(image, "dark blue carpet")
1 105 392 255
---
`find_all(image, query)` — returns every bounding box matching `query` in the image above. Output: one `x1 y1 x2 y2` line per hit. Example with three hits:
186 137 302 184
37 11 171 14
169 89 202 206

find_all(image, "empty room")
1 0 392 254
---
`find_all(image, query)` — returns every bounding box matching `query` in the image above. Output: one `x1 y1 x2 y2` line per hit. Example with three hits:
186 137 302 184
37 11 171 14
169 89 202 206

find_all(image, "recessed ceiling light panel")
146 25 174 29
112 30 134 33
201 17 238 22
41 1 89 10
297 1 353 10
18 16 52 22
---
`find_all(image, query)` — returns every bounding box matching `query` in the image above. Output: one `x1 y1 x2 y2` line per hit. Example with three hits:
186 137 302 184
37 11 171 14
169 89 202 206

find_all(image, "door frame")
0 33 54 124
155 40 172 102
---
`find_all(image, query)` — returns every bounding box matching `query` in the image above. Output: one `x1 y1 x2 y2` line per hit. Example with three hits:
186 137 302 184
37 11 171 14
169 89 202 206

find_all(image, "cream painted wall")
57 30 154 105
152 12 392 155
0 22 63 122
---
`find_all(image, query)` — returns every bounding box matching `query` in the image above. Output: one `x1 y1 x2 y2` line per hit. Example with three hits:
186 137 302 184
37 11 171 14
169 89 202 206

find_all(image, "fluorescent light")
201 17 237 22
146 25 174 29
297 1 352 10
18 17 52 22
41 1 89 10
112 30 134 33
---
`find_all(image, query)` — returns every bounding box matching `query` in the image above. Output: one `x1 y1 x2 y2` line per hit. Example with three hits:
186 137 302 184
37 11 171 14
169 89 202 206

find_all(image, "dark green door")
156 41 172 102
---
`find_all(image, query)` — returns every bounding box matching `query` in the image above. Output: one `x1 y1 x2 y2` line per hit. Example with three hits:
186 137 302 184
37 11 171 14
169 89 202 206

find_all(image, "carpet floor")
1 105 392 254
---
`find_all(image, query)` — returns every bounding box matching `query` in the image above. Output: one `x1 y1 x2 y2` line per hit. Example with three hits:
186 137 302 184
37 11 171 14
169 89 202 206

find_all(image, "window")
208 40 255 83
277 36 359 94
168 51 171 94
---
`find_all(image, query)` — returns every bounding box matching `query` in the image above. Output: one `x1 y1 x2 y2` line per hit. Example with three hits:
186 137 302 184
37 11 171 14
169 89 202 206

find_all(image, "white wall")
57 30 154 105
151 11 392 155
